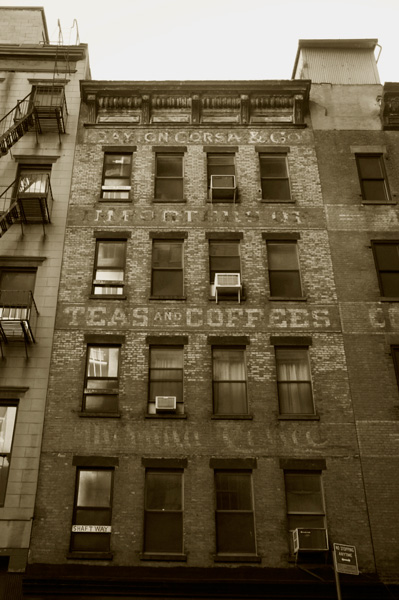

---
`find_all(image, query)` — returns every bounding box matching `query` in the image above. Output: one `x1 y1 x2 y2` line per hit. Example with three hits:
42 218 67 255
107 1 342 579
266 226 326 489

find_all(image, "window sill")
213 554 261 563
208 295 246 302
260 199 295 204
78 412 121 418
152 198 186 203
361 200 396 205
149 295 187 301
379 297 399 302
278 414 319 421
268 296 307 302
98 198 132 203
145 413 187 419
206 199 240 204
66 552 113 560
140 552 187 562
89 294 127 300
211 414 253 420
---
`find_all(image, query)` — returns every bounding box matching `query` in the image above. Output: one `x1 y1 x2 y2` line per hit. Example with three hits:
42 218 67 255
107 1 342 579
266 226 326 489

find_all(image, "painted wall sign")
58 304 340 331
85 128 311 146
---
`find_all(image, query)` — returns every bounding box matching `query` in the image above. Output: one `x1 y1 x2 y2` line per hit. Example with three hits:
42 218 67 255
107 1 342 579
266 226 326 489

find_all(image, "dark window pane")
285 473 324 513
75 508 111 525
71 532 110 552
268 243 299 270
260 155 288 178
155 178 183 200
215 472 252 510
97 242 125 268
357 156 383 178
380 273 399 297
362 180 387 201
152 271 183 296
288 514 326 530
210 257 240 273
84 395 118 413
269 272 302 297
146 472 182 510
156 155 183 177
150 381 183 403
153 243 182 268
0 271 35 291
151 348 183 368
104 154 131 178
278 383 313 414
261 179 291 200
0 456 10 505
216 512 256 554
374 244 399 270
144 512 183 553
210 242 239 257
213 349 245 380
214 382 247 414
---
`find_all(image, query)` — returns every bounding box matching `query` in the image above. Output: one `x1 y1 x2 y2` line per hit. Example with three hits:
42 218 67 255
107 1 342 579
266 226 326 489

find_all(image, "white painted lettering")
132 307 148 326
186 308 203 326
87 306 106 326
226 308 244 328
269 308 288 328
207 308 223 326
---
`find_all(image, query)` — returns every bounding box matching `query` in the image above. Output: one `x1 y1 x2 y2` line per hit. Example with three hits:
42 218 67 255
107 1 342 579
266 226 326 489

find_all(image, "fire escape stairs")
0 109 36 158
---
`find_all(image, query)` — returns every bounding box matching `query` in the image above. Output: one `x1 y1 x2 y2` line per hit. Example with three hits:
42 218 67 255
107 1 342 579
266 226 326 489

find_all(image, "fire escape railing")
0 173 54 237
0 290 39 353
0 92 35 156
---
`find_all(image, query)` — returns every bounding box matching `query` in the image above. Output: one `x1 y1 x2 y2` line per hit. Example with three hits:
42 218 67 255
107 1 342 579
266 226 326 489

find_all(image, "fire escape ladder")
0 93 35 157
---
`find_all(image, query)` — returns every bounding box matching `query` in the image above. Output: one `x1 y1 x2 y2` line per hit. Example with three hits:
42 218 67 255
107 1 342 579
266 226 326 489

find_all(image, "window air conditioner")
155 396 177 412
292 528 329 553
210 175 236 201
214 273 242 303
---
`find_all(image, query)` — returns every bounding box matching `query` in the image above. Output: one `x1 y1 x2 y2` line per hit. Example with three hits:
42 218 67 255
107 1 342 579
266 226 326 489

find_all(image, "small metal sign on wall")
333 543 359 575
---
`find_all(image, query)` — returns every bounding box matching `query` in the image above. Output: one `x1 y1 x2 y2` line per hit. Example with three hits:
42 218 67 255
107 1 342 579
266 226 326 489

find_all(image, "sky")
2 0 399 83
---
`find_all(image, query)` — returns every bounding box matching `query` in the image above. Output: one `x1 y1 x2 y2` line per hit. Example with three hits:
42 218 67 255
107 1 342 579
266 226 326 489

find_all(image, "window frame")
207 153 236 203
212 346 248 416
91 239 127 297
148 346 184 415
151 238 185 298
266 239 304 299
209 239 241 286
259 153 292 202
275 345 315 417
214 469 257 557
284 470 326 553
154 152 184 201
0 401 18 507
143 468 184 557
371 241 399 299
70 467 114 555
83 344 121 415
355 153 391 204
101 152 132 200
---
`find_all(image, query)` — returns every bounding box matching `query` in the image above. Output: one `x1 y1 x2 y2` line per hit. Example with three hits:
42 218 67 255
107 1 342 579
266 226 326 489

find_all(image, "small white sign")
72 525 111 533
334 543 359 575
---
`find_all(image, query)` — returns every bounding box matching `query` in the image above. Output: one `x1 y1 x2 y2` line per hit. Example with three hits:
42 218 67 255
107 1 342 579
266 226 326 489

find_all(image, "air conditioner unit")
210 175 236 201
293 528 329 553
214 273 242 303
155 396 177 412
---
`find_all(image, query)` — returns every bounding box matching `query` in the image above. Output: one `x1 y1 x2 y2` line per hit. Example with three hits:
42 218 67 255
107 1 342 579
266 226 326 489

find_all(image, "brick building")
12 37 399 599
0 6 90 597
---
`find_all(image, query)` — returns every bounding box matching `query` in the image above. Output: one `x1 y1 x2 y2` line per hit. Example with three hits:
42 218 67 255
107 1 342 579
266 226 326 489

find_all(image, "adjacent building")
0 6 90 597
20 37 399 599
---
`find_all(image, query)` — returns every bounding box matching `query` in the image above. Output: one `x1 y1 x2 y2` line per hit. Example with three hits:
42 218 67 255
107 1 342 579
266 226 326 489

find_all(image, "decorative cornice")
81 80 310 127
0 44 87 62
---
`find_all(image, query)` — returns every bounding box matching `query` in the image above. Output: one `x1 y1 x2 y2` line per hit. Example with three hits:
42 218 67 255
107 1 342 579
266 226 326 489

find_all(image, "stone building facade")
0 7 90 598
17 39 399 599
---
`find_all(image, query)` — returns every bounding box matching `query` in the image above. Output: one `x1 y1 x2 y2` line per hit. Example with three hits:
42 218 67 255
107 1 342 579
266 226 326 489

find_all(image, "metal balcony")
0 173 54 237
0 290 38 348
0 85 67 157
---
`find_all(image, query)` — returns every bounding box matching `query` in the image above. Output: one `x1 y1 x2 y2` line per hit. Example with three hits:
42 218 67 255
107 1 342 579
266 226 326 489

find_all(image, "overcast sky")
3 0 399 83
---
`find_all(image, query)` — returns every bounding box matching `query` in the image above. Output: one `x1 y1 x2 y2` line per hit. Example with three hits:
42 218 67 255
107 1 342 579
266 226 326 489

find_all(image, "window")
391 346 399 391
17 164 52 196
259 154 291 201
0 402 17 506
209 240 240 285
148 347 183 415
215 470 256 555
151 239 184 297
207 153 236 201
212 347 247 415
267 240 303 298
144 469 183 555
275 347 314 415
372 241 399 298
284 471 326 552
356 154 390 202
83 345 120 413
70 468 113 553
155 153 183 200
92 240 126 295
0 269 37 330
102 153 132 199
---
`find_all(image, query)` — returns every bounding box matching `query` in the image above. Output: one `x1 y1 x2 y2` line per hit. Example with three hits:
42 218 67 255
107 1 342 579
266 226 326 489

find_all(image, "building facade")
8 37 399 599
0 7 90 598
